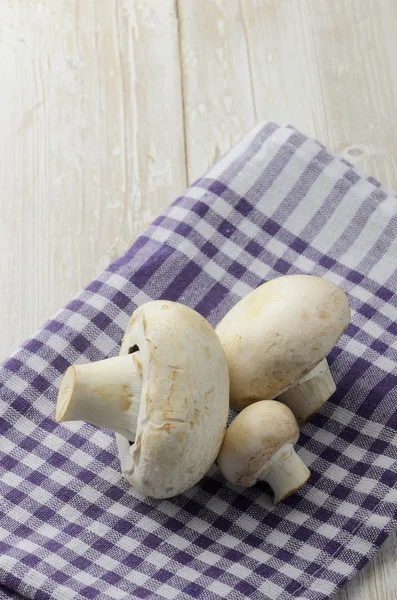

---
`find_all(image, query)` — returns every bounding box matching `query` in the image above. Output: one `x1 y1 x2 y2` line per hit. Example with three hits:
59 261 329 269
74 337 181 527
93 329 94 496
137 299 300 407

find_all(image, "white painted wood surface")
0 0 186 362
1 1 396 598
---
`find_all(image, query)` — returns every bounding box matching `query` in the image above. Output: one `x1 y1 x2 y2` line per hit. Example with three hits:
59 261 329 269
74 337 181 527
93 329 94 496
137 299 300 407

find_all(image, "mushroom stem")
277 359 336 427
55 354 142 441
258 443 310 505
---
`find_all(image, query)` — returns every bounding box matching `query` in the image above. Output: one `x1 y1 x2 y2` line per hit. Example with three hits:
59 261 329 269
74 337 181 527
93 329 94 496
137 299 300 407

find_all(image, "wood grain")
1 0 396 598
0 0 186 361
177 0 256 183
239 0 397 190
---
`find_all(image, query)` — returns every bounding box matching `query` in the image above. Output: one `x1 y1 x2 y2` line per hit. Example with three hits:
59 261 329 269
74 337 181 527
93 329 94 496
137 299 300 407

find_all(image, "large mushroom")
56 300 229 499
215 275 350 426
217 400 310 504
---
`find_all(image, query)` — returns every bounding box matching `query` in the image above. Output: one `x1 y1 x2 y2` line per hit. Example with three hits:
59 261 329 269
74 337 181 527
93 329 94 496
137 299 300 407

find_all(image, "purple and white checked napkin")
1 121 397 600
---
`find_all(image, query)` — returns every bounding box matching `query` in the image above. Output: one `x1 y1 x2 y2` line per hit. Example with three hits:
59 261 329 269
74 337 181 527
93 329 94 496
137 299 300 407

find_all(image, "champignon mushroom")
217 400 310 504
56 300 229 499
215 275 350 426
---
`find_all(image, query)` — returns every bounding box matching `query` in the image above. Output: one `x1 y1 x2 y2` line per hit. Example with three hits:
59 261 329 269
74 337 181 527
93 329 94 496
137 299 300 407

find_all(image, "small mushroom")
217 400 310 504
56 300 229 499
216 275 350 425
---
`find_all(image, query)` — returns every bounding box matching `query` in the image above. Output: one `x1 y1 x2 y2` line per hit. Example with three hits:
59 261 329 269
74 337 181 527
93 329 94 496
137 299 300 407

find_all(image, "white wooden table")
1 2 396 598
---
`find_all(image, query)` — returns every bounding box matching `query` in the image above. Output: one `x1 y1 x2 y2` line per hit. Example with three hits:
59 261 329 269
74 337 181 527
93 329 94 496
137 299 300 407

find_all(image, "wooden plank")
178 2 397 599
0 0 186 361
177 0 256 183
239 0 397 189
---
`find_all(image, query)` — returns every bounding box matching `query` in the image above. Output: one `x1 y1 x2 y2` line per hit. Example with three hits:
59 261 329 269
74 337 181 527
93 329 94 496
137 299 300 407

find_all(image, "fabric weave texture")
1 122 397 600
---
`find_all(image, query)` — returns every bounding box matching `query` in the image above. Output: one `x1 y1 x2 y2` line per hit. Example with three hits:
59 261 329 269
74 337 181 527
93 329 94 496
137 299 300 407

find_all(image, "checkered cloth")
1 122 397 600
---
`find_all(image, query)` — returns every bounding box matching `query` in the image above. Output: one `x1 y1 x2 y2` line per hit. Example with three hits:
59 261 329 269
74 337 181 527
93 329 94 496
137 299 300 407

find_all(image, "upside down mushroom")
56 301 229 499
217 401 310 504
216 275 350 426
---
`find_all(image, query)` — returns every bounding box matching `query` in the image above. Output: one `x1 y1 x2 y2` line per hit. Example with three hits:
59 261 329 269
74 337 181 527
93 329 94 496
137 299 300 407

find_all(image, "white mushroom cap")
117 300 229 499
215 275 350 412
217 401 310 504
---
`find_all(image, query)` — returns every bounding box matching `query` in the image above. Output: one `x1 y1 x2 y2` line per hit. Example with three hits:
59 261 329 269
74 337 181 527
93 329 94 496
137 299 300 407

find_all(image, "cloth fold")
1 122 397 600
